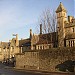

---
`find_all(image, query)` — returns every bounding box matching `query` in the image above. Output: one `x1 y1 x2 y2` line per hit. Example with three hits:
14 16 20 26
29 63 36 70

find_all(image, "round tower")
56 2 67 47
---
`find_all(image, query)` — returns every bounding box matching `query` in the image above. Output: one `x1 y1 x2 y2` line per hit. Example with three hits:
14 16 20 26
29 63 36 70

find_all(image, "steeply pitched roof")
65 33 75 39
0 42 9 48
36 32 57 45
65 18 75 28
19 38 31 47
56 2 67 13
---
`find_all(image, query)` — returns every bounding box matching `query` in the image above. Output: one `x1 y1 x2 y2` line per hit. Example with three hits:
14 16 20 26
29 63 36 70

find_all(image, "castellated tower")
56 2 67 47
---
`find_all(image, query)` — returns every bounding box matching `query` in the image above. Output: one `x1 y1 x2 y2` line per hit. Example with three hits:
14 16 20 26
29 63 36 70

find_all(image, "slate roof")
19 38 31 47
0 42 9 48
65 33 75 39
65 19 75 28
56 2 67 13
36 32 57 45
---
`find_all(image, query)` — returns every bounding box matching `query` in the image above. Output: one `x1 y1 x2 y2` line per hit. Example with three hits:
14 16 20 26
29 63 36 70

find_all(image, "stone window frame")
71 41 72 47
69 41 70 47
73 40 74 47
43 45 44 49
40 45 42 50
38 46 39 50
72 28 74 33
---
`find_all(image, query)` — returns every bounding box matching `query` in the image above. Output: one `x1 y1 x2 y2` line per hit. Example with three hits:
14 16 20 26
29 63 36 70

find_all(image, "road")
0 68 71 75
0 67 75 75
0 68 44 75
0 62 43 75
0 62 75 75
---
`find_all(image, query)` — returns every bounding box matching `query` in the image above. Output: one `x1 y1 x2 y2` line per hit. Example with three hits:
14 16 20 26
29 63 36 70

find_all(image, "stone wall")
15 47 75 72
16 51 39 70
39 47 75 71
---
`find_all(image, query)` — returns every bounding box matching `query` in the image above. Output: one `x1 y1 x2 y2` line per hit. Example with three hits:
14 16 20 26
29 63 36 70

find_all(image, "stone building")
56 2 75 47
20 2 75 52
9 34 19 58
19 29 32 53
31 32 57 50
15 47 75 72
15 2 75 72
0 2 75 62
19 38 31 53
0 34 19 61
19 27 57 52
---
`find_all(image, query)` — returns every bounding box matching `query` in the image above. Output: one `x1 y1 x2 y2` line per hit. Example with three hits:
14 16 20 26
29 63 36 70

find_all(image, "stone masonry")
15 47 75 72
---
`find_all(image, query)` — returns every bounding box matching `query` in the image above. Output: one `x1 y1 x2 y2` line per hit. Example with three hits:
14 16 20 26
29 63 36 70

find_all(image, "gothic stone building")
0 2 75 61
19 28 57 52
20 2 75 52
56 2 75 47
0 34 19 61
26 2 75 49
15 2 75 72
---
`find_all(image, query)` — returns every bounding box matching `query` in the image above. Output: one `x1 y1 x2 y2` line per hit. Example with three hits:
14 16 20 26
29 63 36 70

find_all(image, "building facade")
20 2 75 51
56 2 75 47
0 34 19 61
0 2 75 61
15 2 75 72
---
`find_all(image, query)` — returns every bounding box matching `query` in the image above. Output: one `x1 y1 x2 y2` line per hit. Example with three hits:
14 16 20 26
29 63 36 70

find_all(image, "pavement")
0 62 75 75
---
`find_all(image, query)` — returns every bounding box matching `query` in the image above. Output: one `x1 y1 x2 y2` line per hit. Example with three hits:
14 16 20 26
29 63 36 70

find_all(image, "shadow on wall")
55 60 75 72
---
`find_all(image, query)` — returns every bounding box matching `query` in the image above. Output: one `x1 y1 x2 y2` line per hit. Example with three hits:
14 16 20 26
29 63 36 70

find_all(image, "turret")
68 16 74 23
56 2 67 47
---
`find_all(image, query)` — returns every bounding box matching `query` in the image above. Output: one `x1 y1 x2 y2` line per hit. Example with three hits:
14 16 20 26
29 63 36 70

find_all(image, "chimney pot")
40 24 42 34
30 29 32 39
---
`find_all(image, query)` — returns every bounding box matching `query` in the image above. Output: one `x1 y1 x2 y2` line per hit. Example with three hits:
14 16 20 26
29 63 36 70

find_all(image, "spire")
56 2 67 13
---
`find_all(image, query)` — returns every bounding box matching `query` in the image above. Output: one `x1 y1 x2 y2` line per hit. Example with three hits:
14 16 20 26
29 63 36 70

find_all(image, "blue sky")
0 0 74 42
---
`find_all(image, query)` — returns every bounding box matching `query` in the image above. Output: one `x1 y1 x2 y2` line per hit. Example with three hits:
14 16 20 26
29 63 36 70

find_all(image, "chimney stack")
68 16 73 22
30 29 32 39
40 24 42 34
16 34 19 46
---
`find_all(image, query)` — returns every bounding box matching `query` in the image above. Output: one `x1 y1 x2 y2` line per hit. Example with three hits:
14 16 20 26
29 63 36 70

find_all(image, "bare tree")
40 9 57 34
38 9 57 47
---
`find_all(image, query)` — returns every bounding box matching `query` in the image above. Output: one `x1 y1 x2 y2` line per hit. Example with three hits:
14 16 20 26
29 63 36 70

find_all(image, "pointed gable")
56 2 67 13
